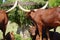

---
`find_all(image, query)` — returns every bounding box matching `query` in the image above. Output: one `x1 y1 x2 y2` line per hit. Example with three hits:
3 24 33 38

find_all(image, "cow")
18 1 49 40
0 0 17 40
5 32 15 40
18 1 60 40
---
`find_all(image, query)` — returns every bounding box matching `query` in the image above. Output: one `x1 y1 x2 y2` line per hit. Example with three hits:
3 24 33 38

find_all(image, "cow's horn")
18 1 31 12
18 1 48 12
34 1 48 11
40 1 48 9
6 0 17 12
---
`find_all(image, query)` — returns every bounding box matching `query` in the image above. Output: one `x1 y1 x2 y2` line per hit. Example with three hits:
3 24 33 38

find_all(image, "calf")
29 25 39 40
0 0 17 40
29 25 47 40
5 32 15 40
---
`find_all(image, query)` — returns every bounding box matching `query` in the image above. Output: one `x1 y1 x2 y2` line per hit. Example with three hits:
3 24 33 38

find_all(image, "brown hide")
0 10 8 40
28 7 60 40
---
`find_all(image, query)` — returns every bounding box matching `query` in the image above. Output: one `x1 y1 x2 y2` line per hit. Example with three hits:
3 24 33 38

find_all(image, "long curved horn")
34 1 48 11
6 0 17 13
40 1 48 9
18 1 48 12
18 1 31 12
33 1 48 11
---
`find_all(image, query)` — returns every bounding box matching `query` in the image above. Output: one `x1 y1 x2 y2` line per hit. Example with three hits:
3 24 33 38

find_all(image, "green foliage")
25 37 32 40
22 0 44 2
56 0 60 6
6 0 15 2
14 34 32 40
49 0 60 7
14 34 22 40
0 0 2 5
49 0 56 7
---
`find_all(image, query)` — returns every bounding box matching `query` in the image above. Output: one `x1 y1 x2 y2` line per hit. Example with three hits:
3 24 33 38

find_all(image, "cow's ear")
11 31 14 35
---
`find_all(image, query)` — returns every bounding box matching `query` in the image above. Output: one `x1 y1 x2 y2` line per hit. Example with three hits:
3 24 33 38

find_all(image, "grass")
0 31 3 40
6 21 18 34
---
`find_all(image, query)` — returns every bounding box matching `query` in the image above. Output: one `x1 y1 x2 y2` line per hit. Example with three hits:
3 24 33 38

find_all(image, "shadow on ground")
49 31 60 40
31 31 60 40
43 31 60 40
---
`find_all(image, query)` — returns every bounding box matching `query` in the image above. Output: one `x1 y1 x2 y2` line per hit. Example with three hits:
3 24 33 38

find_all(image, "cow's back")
34 7 60 27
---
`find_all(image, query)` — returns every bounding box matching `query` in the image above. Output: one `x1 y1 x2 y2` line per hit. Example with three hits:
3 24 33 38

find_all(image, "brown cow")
18 2 49 40
18 1 60 40
0 0 17 40
0 10 8 40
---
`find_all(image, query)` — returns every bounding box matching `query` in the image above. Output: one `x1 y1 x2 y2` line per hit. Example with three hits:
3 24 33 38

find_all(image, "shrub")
14 34 22 40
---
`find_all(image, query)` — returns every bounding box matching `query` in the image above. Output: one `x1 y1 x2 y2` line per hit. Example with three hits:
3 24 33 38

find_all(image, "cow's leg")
54 27 56 32
46 28 50 40
37 24 42 40
53 27 56 40
36 34 40 40
2 26 6 40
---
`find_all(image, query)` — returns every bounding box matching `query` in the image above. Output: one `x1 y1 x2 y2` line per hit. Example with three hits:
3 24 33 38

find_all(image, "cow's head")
29 25 36 35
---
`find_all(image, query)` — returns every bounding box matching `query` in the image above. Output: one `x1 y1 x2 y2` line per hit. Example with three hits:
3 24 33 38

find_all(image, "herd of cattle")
0 0 60 40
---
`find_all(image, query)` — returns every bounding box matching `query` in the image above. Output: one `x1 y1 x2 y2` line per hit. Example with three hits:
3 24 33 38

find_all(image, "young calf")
29 25 39 40
5 32 15 40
